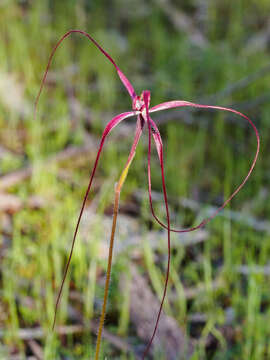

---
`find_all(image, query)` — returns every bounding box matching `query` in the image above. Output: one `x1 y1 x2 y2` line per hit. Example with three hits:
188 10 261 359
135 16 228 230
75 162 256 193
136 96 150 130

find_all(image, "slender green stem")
94 154 135 360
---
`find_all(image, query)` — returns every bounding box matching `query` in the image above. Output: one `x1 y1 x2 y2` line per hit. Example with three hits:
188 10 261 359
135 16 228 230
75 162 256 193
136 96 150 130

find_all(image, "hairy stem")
94 153 135 360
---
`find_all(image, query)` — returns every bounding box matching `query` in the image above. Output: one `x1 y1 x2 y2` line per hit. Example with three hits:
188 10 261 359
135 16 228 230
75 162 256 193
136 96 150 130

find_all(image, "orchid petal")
148 101 260 233
52 110 136 329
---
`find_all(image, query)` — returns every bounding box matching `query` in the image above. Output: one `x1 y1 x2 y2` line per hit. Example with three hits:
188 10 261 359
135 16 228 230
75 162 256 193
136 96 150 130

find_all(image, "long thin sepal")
52 111 136 330
148 119 203 233
148 101 260 232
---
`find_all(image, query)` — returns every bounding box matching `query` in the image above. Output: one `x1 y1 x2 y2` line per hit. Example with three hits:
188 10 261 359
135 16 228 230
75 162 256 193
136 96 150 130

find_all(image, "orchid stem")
94 153 135 360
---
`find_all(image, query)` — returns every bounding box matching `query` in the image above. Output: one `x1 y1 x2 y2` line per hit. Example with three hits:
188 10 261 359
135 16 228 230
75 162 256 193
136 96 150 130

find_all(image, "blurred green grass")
0 0 270 359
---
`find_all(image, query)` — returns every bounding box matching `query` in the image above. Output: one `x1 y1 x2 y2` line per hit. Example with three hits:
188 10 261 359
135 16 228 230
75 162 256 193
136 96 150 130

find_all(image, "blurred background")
0 0 269 359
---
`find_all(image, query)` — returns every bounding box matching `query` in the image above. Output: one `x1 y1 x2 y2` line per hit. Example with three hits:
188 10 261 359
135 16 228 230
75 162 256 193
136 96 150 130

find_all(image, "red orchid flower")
35 30 260 359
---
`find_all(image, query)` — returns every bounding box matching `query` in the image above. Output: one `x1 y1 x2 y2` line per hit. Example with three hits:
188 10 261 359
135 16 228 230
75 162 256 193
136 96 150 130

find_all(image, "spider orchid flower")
35 30 260 360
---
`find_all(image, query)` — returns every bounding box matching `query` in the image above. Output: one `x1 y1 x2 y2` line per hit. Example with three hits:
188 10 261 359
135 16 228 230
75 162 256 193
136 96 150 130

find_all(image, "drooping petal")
52 110 137 329
148 101 260 232
148 119 199 232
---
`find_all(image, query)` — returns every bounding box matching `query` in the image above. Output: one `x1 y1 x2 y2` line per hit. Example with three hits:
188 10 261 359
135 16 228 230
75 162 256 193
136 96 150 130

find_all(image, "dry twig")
27 340 43 360
124 265 194 359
